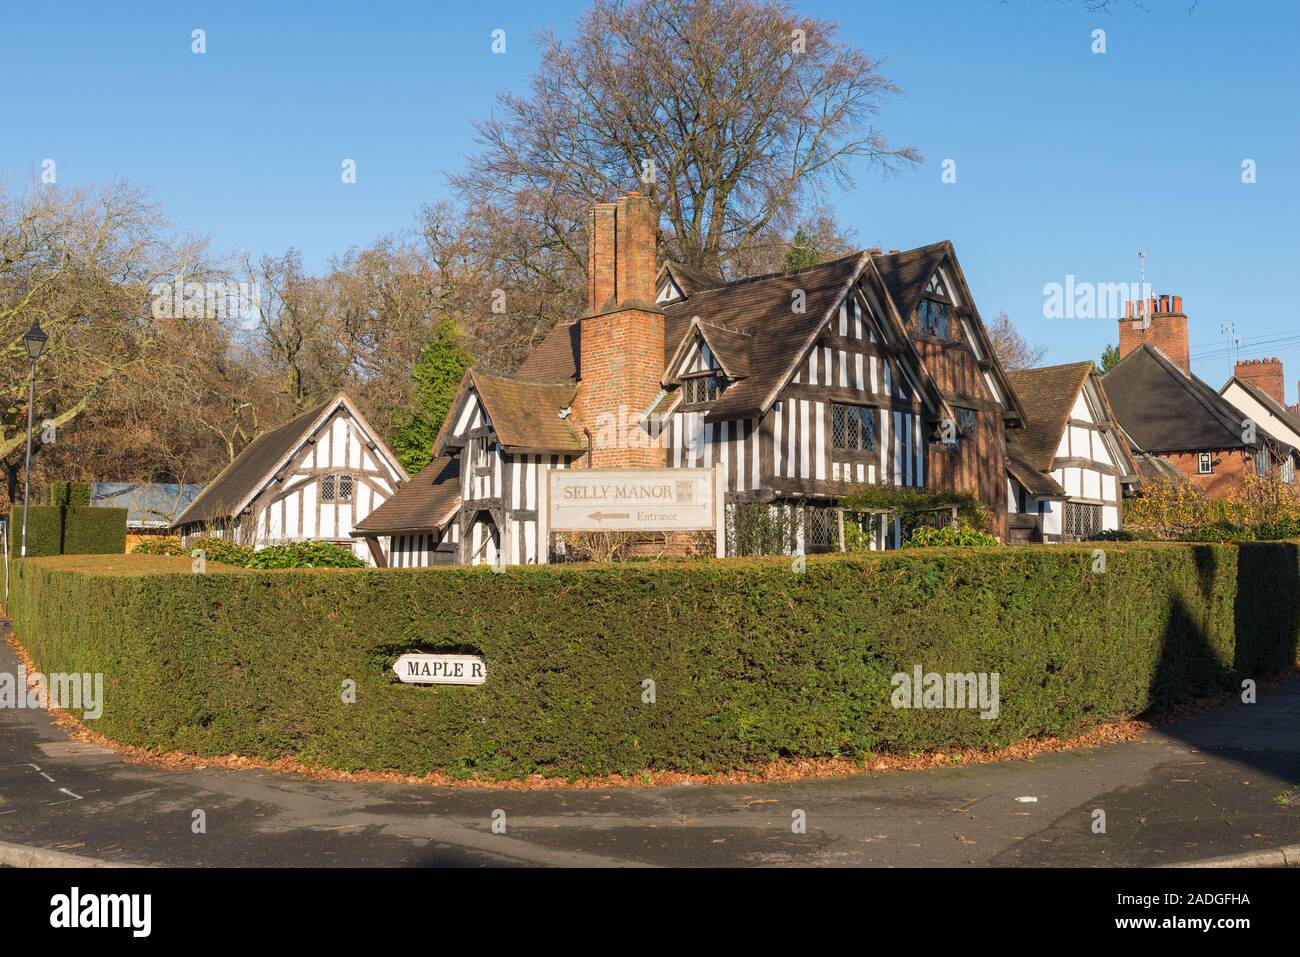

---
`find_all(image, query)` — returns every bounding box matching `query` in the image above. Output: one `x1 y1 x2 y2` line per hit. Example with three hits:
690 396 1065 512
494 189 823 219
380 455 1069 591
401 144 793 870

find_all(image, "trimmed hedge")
8 543 1299 778
44 481 93 507
9 505 126 557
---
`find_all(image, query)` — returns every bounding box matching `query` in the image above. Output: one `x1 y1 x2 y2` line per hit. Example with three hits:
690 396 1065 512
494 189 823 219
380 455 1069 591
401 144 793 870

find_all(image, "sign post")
393 653 487 686
548 466 723 535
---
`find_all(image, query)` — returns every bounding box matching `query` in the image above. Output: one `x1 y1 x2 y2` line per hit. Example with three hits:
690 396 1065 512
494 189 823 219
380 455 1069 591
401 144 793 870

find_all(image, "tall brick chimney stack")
575 191 666 469
1234 357 1285 406
1119 293 1190 375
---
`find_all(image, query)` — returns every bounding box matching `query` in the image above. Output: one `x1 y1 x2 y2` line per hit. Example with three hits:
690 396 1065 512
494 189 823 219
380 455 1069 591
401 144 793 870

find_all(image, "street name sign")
547 467 720 532
393 654 486 686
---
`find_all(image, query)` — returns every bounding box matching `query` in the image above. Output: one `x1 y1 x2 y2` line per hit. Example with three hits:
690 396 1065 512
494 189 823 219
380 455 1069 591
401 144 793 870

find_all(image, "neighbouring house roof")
1103 344 1252 454
91 482 204 528
351 455 460 536
1133 449 1183 483
1006 446 1068 499
466 371 584 453
174 393 403 527
660 261 725 296
1005 361 1096 473
1221 376 1300 447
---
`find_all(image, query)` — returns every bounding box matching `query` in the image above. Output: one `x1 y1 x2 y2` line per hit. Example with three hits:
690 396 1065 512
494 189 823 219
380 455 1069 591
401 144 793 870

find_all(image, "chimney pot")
1172 295 1183 313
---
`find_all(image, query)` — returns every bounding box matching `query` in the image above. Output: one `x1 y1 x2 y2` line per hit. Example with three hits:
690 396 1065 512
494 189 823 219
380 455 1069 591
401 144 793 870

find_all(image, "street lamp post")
19 320 49 558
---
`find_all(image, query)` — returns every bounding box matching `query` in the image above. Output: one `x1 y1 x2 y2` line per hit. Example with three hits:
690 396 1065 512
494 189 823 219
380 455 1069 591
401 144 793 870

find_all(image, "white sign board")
393 654 487 686
547 467 720 533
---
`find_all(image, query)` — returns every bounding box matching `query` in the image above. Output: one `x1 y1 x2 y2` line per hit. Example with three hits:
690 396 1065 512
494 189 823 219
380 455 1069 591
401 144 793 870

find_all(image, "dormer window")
681 373 725 407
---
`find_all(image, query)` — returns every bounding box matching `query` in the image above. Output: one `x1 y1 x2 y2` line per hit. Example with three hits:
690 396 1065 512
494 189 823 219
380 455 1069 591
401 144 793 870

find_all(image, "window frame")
1063 501 1102 541
1197 452 1214 474
319 471 354 503
679 372 726 409
831 401 877 453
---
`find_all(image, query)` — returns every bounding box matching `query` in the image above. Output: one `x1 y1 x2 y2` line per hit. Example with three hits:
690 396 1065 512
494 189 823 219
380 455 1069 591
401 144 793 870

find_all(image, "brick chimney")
575 191 666 469
1234 357 1285 406
1119 293 1190 375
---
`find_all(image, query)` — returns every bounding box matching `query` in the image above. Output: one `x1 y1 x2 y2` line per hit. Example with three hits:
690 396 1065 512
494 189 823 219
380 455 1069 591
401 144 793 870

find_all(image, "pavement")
1 637 1298 867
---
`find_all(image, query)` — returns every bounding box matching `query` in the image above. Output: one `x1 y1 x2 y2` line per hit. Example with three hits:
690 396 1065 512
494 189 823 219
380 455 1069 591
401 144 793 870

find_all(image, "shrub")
842 484 991 534
132 536 185 556
44 481 93 507
9 505 125 557
727 502 800 557
1255 515 1300 541
1088 528 1158 542
11 541 1295 779
903 525 999 548
1128 472 1300 541
247 541 365 569
1179 523 1253 543
185 536 255 567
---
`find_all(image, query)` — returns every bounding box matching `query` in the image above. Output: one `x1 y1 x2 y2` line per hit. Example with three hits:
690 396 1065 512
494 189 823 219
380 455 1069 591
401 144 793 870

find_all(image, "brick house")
1103 296 1294 497
354 192 1031 565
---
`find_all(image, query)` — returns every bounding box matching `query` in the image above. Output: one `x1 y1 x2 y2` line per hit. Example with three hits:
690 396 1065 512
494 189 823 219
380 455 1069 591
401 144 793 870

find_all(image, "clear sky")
4 1 1296 398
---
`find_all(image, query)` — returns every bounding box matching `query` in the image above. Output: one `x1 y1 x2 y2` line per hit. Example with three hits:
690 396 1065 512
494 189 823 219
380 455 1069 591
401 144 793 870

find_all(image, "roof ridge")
705 250 868 292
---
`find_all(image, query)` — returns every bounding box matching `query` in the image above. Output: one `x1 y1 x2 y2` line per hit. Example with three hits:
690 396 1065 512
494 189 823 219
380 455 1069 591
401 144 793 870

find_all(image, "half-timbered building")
1004 361 1138 543
174 392 407 564
356 191 1028 565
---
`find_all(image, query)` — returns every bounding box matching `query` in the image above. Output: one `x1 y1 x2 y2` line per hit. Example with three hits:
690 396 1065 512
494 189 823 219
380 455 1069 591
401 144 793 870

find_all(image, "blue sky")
4 1 1296 398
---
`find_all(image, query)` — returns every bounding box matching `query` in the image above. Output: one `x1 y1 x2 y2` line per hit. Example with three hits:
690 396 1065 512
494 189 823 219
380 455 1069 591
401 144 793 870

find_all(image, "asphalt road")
1 637 1298 866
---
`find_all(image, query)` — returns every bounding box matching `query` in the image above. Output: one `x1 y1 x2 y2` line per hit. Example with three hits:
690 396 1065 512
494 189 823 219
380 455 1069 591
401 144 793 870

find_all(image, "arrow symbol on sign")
587 511 630 521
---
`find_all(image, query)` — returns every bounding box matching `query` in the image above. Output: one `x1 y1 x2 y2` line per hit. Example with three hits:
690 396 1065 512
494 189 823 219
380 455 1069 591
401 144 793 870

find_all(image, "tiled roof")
174 399 334 526
514 321 580 382
507 241 1020 431
662 261 725 295
352 455 460 535
1005 362 1095 472
1103 345 1250 453
470 372 584 452
663 252 870 419
872 242 950 321
1006 446 1067 499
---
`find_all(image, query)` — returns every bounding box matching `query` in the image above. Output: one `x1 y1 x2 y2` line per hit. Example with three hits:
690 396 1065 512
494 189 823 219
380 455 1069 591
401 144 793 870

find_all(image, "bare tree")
986 311 1047 372
0 178 224 501
452 0 919 279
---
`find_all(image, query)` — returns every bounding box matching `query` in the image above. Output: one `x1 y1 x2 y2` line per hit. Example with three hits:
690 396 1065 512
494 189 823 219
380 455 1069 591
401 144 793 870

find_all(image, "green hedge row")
44 481 93 507
9 505 126 557
8 542 1299 778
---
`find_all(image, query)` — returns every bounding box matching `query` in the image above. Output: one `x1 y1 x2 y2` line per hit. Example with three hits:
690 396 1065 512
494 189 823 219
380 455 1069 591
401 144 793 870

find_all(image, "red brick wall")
1164 449 1256 499
1234 358 1285 406
1118 296 1190 374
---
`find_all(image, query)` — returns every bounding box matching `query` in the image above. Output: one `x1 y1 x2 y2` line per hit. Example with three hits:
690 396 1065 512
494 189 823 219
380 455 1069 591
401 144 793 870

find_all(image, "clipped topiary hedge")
9 505 126 557
7 542 1298 779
